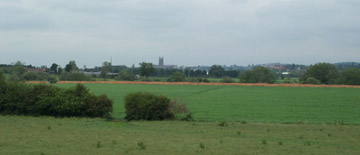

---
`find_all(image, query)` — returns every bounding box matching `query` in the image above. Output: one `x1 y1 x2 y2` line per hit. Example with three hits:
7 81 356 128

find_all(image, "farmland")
1 83 360 154
1 116 360 155
56 83 360 124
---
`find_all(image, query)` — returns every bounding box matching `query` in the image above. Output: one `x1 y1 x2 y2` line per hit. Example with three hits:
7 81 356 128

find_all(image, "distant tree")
167 72 186 82
209 65 225 77
9 61 26 82
47 75 58 84
300 63 339 84
220 76 235 83
303 77 320 84
338 68 360 85
239 66 276 83
11 61 26 75
22 71 49 81
65 61 78 72
50 63 59 74
139 62 155 78
116 69 135 81
100 61 112 78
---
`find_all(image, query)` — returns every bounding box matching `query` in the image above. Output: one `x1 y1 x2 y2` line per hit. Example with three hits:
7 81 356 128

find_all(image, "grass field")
1 116 360 155
2 83 360 154
55 83 360 124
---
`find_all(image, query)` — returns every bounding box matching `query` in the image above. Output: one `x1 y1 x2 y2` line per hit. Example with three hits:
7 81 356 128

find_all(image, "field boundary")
26 81 360 88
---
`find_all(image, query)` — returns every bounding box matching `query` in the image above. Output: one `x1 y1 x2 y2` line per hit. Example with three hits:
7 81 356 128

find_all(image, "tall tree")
139 62 155 78
65 61 78 72
300 63 338 84
339 68 360 85
240 66 276 83
50 63 59 74
209 65 225 77
100 61 113 78
9 61 26 82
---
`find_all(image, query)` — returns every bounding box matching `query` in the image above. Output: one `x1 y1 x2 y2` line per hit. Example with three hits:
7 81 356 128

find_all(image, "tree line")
1 61 360 85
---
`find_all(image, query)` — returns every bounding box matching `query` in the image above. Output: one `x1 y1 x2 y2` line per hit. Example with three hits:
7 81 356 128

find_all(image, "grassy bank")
1 116 359 155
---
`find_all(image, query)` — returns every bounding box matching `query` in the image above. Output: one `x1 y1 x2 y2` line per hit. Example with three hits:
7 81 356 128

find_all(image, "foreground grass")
1 116 359 155
56 84 360 124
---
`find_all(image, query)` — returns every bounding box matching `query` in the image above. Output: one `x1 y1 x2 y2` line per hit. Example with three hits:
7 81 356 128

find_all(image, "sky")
0 0 360 68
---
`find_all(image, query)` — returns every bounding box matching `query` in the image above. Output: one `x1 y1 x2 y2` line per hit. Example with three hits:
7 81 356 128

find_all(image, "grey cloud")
0 0 359 67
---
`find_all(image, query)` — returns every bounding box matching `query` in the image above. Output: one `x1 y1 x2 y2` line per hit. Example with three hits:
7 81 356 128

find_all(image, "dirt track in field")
26 81 360 88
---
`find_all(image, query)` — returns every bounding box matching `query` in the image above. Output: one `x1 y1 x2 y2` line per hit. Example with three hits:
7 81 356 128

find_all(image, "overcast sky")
0 0 359 67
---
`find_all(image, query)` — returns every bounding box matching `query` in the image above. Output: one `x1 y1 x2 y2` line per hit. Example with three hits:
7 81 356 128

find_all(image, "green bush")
187 77 210 83
339 68 360 85
0 82 33 115
167 72 186 82
240 67 276 83
116 69 135 81
124 92 174 121
300 63 338 84
168 99 190 119
0 81 113 117
220 76 235 83
22 71 49 81
48 76 58 84
303 77 320 84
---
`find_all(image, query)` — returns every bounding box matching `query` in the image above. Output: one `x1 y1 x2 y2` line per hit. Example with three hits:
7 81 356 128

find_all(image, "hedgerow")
0 72 112 118
124 92 192 121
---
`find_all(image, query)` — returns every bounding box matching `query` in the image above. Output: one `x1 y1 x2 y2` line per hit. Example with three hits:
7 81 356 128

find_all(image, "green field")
2 83 360 154
56 84 360 124
1 116 360 155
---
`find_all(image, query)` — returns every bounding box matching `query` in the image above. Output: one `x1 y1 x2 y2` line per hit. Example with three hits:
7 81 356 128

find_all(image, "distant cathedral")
159 57 164 67
155 57 177 69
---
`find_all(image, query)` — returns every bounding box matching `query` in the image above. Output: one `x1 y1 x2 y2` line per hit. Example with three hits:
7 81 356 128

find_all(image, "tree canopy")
139 62 155 77
300 63 338 84
50 63 59 74
339 68 360 85
65 61 78 72
239 66 276 83
209 65 225 77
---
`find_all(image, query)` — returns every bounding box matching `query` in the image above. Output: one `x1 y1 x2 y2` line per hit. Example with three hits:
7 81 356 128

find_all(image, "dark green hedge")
124 92 174 121
0 72 112 118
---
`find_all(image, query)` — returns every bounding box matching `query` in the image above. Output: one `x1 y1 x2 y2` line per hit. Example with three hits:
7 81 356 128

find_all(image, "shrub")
338 68 360 85
137 141 146 150
182 113 194 121
22 71 49 81
168 99 190 119
220 76 234 83
199 143 205 149
48 76 58 84
84 94 113 118
116 69 135 81
124 92 174 121
187 77 209 83
0 82 33 115
303 77 320 84
0 81 113 118
300 63 338 84
167 72 186 82
199 78 210 83
239 67 276 83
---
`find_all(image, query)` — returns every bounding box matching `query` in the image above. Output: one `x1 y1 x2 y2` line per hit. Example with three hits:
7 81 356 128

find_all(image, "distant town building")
159 57 164 67
155 57 178 69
